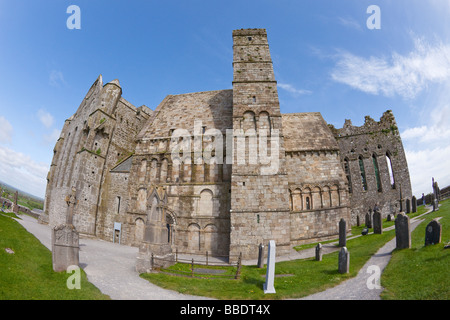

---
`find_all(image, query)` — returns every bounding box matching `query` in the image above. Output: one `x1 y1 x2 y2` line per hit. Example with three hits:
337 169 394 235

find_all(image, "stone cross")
339 218 347 247
338 247 349 274
263 240 276 294
373 209 383 234
395 212 411 249
65 187 78 225
315 243 322 261
425 219 442 246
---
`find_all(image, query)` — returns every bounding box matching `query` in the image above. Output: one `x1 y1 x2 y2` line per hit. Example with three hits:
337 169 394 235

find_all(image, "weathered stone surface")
425 219 442 246
395 212 411 249
339 218 347 247
373 210 383 234
338 246 349 274
52 224 79 272
43 28 412 263
315 243 322 261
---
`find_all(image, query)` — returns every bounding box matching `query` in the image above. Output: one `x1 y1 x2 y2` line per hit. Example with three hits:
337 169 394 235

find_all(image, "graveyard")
1 197 448 300
140 199 449 300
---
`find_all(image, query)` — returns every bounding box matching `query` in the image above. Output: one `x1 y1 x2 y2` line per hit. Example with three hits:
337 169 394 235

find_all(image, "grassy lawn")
141 226 397 299
381 199 450 300
0 213 109 300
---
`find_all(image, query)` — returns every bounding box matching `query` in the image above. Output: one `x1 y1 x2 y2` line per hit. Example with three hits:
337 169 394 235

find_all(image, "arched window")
386 152 395 189
359 156 368 191
306 197 311 210
344 158 352 193
372 154 382 192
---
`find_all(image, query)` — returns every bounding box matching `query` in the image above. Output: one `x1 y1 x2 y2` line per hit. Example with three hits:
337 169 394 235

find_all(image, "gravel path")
300 217 425 300
14 214 209 300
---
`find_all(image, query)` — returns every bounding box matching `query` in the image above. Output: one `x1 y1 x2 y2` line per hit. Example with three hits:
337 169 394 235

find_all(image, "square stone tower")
230 29 291 260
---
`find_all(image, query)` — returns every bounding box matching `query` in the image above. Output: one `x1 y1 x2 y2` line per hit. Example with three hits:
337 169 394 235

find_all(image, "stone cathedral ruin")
41 29 412 262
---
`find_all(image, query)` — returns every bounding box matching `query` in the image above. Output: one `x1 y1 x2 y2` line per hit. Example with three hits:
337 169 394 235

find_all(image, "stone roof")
282 112 339 152
138 89 233 139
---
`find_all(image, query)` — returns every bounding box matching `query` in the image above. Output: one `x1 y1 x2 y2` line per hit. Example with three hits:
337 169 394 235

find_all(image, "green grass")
381 199 450 300
0 214 110 300
141 227 397 299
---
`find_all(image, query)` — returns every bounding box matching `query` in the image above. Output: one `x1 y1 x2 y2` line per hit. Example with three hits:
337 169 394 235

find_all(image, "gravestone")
339 218 347 247
257 243 265 268
12 191 19 214
406 199 411 214
263 240 276 294
338 247 349 274
425 219 442 246
52 188 80 272
412 196 417 213
395 212 411 249
373 210 383 234
432 177 439 212
315 243 322 261
365 210 372 228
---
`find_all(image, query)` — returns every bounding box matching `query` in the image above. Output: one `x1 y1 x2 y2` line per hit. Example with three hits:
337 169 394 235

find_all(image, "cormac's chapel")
40 29 412 261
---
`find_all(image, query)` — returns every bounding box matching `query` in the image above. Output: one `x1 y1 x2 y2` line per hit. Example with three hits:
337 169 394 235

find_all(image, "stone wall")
330 110 413 225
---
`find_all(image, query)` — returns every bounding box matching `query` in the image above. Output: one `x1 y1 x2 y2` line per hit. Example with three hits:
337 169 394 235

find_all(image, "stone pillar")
365 210 372 228
395 212 411 249
12 191 19 214
338 247 349 274
257 243 265 268
263 240 276 294
339 218 347 247
315 243 322 261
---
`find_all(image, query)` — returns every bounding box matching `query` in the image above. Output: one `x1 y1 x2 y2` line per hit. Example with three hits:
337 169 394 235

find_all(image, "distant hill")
0 180 44 211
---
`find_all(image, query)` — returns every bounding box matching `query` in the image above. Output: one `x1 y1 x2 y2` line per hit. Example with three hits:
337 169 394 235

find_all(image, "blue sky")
0 0 449 198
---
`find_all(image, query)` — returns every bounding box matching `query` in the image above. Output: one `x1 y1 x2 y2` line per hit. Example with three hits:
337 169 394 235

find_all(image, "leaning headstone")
257 243 265 268
365 210 372 228
52 188 80 272
373 210 383 234
338 247 349 274
425 219 442 246
339 218 347 247
263 240 276 294
412 196 417 213
395 212 411 249
315 243 322 261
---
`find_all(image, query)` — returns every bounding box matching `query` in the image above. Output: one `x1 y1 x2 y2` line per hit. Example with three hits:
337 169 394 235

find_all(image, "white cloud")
0 145 49 198
405 145 450 197
49 70 66 87
337 17 362 31
43 128 61 144
0 116 13 143
331 38 450 99
278 83 312 97
37 109 54 128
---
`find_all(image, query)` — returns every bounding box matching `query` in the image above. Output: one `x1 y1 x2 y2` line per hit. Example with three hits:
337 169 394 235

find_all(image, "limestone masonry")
41 29 412 261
